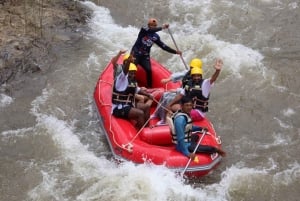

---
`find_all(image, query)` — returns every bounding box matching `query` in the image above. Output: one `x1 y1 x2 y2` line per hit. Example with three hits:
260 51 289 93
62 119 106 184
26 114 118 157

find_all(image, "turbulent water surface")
1 0 300 200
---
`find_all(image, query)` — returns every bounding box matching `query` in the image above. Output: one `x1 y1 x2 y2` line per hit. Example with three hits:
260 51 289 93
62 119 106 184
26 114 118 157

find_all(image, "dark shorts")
188 134 217 154
112 105 132 119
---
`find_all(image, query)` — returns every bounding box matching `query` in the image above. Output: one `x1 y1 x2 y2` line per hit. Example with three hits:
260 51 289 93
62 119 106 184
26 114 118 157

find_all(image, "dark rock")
0 0 91 85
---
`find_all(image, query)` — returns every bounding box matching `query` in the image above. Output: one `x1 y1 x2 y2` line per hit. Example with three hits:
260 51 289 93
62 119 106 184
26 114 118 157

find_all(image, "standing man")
131 18 182 87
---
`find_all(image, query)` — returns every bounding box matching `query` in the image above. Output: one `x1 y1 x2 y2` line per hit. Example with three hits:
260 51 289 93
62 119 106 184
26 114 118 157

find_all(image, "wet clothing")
173 112 202 157
111 68 141 117
134 55 152 87
188 135 219 155
171 112 193 144
167 69 188 84
181 70 192 87
153 70 191 123
178 79 212 120
112 79 137 105
112 105 131 119
154 88 181 122
184 79 209 112
131 26 177 87
173 112 218 157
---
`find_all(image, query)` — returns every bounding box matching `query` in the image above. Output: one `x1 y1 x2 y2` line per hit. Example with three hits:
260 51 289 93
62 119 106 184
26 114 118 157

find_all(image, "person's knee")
135 109 145 118
171 104 181 112
144 104 151 112
138 103 150 111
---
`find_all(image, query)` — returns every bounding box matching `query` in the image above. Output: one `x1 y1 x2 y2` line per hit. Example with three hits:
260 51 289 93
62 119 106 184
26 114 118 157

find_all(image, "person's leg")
112 106 129 118
113 106 145 129
145 98 153 107
155 93 165 119
171 103 181 113
188 144 217 154
156 92 175 124
136 102 150 125
140 57 152 87
189 134 226 156
135 94 145 104
189 134 214 153
127 107 145 129
134 56 152 88
145 88 161 107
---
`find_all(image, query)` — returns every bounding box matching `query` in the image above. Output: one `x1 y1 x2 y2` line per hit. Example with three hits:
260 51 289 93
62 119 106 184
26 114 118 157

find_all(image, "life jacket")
112 78 137 105
181 70 191 87
184 79 209 112
167 111 193 144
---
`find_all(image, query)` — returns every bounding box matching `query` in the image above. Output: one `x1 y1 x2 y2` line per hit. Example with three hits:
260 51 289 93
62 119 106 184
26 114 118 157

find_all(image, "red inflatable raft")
93 57 223 177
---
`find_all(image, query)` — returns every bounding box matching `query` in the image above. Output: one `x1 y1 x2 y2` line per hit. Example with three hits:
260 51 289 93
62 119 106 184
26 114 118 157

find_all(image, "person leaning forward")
111 58 153 129
161 58 203 87
131 18 182 88
170 96 226 160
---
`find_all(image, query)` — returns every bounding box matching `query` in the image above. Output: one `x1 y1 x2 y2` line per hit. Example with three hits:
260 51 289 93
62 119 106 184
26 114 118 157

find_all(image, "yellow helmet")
128 63 137 71
189 58 202 69
190 67 203 75
123 53 130 61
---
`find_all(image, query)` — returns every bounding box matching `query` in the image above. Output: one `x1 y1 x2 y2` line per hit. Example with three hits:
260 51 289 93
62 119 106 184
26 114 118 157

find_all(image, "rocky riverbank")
0 0 91 88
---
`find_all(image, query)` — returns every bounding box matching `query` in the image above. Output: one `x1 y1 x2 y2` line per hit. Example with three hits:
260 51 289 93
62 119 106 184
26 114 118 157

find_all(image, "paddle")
181 130 207 177
167 28 188 70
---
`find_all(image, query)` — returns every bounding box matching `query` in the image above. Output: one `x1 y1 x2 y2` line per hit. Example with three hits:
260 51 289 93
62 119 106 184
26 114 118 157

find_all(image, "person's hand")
217 148 226 157
147 94 154 100
162 23 169 29
202 127 208 133
127 54 136 63
164 106 174 116
161 78 170 84
189 153 196 160
166 111 173 117
119 50 127 55
214 59 223 71
176 50 182 56
166 105 172 113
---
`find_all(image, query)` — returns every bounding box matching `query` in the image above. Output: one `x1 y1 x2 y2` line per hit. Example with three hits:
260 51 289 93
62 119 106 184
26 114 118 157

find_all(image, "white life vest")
166 111 193 144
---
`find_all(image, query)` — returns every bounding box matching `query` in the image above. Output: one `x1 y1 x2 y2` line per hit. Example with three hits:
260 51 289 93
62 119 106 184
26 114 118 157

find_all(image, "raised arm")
210 59 223 84
161 70 188 84
111 50 127 69
122 54 135 75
